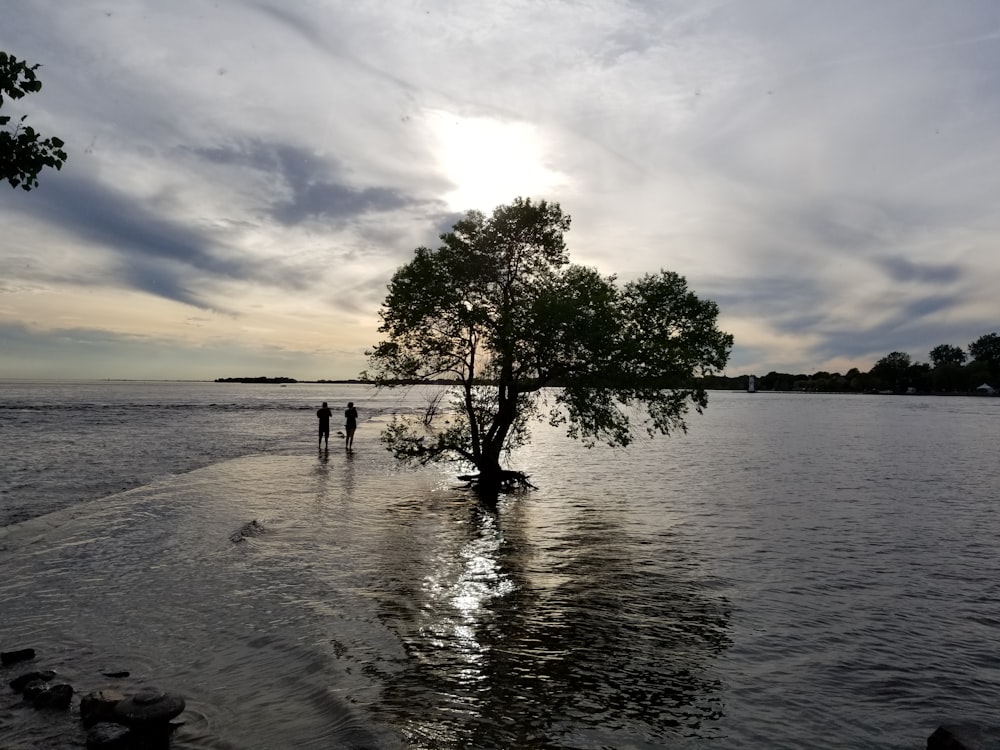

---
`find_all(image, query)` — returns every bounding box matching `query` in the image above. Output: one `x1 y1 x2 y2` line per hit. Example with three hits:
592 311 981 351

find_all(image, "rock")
112 686 185 727
928 724 1000 749
50 682 75 708
80 687 128 727
0 647 36 665
230 518 265 543
101 670 130 679
33 682 73 709
22 679 50 701
86 721 132 750
9 669 55 692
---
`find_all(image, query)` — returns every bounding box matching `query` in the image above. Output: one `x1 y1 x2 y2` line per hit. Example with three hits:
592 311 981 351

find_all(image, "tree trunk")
459 461 535 504
462 380 533 500
475 459 505 490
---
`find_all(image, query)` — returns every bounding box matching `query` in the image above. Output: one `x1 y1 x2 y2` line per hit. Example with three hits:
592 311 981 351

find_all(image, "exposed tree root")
457 470 538 491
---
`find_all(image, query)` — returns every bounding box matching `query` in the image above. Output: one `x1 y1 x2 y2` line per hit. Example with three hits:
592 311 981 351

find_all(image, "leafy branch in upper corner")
1 50 67 191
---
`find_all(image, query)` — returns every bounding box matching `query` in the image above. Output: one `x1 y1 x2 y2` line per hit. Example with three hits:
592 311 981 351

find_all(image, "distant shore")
213 377 366 384
208 376 997 397
214 377 461 385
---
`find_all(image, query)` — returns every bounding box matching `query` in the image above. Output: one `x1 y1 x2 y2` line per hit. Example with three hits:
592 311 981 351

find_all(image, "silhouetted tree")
931 363 968 392
366 198 733 494
870 351 912 392
968 333 1000 383
760 371 798 391
929 344 967 368
906 362 932 392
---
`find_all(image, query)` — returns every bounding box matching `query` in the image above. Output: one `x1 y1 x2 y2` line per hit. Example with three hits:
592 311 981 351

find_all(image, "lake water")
1 382 998 748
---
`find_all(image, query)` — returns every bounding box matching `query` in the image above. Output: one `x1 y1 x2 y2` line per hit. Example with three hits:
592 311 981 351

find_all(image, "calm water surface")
1 383 998 748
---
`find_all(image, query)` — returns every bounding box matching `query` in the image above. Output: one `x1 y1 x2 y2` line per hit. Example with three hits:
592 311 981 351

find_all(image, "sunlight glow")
427 110 567 211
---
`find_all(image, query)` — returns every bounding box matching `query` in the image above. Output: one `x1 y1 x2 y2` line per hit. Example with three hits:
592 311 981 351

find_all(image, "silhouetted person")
345 402 358 450
317 401 333 448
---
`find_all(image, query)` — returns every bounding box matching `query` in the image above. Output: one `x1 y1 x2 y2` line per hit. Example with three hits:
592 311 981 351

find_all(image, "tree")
906 361 932 393
760 371 795 391
366 198 733 494
931 362 967 393
929 344 967 368
870 351 911 392
1 50 67 190
968 332 1000 382
850 370 877 393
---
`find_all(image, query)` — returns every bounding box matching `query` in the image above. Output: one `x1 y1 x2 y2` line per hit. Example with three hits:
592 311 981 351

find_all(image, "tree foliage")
870 351 912 390
366 198 733 489
1 50 67 191
969 333 1000 368
743 332 1000 394
929 344 967 368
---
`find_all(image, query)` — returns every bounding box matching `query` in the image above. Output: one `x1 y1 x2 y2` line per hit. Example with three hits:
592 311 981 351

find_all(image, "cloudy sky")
2 1 999 381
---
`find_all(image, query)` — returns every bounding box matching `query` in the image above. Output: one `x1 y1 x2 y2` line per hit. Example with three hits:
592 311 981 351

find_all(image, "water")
1 382 998 748
0 381 421 526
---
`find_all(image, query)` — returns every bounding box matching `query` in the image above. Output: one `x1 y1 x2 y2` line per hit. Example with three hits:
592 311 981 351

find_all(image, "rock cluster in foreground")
928 724 1000 749
2 646 186 749
7 645 997 747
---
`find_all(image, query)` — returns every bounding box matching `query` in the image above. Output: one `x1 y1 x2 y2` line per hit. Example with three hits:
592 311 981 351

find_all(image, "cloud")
2 173 292 309
3 0 1000 380
873 257 962 286
199 142 416 225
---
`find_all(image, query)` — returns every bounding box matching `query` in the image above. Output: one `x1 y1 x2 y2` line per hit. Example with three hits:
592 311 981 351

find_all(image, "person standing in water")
317 401 333 449
344 401 358 450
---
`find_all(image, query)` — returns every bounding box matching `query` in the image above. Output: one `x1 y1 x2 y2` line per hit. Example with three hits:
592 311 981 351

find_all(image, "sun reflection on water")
419 511 516 682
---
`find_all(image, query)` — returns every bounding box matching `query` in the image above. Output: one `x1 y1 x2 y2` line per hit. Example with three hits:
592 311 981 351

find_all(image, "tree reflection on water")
372 493 732 749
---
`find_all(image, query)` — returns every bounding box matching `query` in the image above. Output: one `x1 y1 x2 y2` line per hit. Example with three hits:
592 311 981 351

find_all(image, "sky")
2 1 999 381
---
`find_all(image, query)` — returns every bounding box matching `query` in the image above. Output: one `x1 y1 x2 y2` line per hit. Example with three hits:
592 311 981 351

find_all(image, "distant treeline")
215 376 299 383
215 377 464 385
215 331 999 395
722 331 1000 394
214 377 367 384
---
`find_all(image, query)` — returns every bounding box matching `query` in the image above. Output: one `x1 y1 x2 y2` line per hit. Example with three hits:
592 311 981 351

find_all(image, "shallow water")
1 384 999 748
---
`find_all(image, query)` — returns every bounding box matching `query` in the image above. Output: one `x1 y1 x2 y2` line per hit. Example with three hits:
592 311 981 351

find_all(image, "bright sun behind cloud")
427 110 567 212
